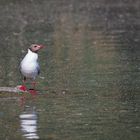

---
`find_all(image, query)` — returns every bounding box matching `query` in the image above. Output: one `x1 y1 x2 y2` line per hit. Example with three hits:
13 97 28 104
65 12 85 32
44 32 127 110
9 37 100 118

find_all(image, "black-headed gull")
19 44 44 90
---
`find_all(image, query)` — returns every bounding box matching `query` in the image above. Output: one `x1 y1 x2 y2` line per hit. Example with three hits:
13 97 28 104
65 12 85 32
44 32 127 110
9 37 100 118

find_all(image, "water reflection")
19 106 39 139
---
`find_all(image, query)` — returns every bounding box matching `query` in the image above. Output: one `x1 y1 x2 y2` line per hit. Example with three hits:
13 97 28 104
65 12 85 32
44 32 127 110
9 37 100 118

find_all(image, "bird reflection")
19 106 39 139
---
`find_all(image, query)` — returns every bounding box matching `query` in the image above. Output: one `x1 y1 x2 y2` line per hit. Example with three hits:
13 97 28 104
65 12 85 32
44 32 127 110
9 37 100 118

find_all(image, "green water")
0 0 140 140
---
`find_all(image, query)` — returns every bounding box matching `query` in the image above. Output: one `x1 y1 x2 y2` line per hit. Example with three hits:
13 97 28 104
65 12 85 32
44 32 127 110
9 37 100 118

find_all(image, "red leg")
28 81 38 95
19 78 27 91
31 81 37 89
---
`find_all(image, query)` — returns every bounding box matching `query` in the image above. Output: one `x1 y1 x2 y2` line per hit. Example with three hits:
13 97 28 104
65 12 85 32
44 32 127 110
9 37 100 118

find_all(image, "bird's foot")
28 89 38 95
18 85 27 91
32 81 37 88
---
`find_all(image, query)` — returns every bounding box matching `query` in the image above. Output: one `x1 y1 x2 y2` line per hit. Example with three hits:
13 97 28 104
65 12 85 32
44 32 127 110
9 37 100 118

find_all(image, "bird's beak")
39 45 44 49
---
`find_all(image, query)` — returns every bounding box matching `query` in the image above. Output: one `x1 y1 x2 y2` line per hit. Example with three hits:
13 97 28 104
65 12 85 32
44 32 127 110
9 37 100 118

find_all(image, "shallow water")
0 0 140 140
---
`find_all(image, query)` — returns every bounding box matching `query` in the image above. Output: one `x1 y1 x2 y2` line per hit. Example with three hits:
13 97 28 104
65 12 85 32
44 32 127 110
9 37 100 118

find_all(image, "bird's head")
29 44 44 53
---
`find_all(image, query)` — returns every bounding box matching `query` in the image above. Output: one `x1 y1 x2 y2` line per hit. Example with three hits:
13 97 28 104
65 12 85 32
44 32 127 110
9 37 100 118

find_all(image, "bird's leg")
19 77 27 91
23 77 27 87
32 81 37 89
28 80 38 94
28 81 38 95
29 77 37 90
23 77 26 83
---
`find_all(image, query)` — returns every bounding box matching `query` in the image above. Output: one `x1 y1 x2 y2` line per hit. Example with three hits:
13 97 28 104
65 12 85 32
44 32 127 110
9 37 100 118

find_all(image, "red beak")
39 45 44 49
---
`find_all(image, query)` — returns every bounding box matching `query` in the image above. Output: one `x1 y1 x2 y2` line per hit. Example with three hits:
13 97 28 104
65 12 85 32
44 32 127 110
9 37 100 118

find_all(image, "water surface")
0 0 140 140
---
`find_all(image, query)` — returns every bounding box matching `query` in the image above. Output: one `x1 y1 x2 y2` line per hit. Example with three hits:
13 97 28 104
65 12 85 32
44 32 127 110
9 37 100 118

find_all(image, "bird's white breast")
20 49 39 79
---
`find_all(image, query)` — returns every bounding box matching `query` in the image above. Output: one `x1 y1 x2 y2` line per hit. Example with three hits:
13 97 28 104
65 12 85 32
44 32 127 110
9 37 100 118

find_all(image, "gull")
19 44 44 91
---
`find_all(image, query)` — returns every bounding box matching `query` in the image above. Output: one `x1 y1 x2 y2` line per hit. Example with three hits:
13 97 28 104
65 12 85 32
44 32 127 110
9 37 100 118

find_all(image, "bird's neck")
29 47 38 53
27 49 38 60
28 49 37 54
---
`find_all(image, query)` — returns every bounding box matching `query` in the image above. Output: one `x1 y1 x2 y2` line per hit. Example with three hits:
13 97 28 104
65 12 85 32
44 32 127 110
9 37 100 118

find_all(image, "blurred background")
0 0 140 140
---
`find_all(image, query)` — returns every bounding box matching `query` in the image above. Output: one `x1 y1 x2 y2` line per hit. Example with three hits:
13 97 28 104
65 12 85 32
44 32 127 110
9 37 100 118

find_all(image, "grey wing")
19 61 22 74
37 64 40 75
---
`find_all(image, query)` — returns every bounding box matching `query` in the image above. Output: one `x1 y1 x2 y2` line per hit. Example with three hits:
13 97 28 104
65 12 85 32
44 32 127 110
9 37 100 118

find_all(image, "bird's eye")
34 45 37 48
